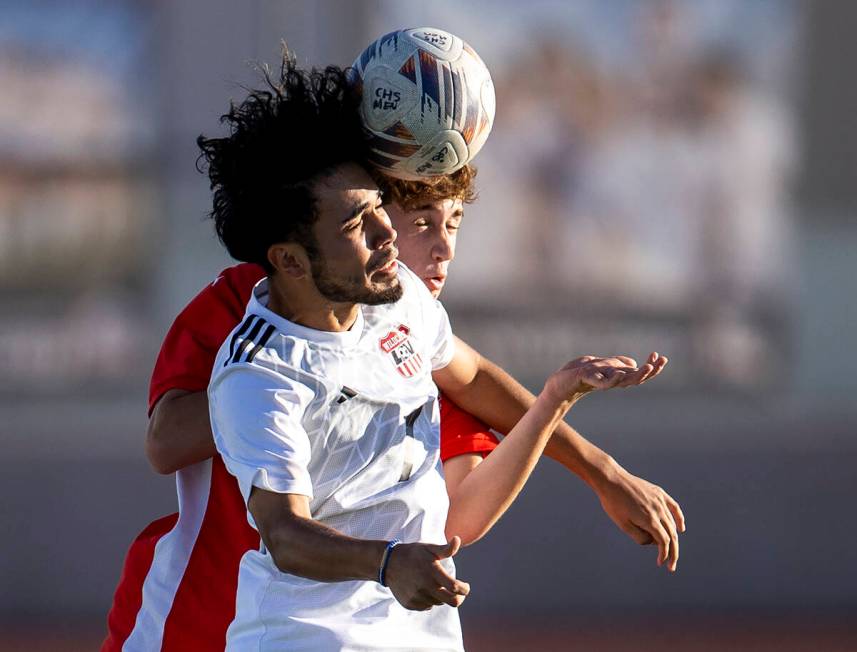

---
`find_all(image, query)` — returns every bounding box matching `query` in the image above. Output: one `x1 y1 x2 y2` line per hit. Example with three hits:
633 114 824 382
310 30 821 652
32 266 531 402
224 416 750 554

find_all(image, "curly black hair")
196 52 367 271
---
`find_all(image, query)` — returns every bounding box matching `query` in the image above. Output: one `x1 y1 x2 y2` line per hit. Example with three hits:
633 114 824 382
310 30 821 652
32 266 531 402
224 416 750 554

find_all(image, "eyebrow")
343 201 371 224
342 191 382 224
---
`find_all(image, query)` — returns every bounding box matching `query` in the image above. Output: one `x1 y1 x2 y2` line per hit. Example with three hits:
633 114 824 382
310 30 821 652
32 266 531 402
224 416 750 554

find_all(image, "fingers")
582 366 628 390
429 536 461 560
414 586 468 610
665 493 686 533
650 519 671 569
445 535 461 559
430 562 470 596
610 353 668 389
613 363 654 388
578 353 667 390
648 353 668 379
662 514 680 572
412 589 443 610
644 511 681 572
417 568 469 610
437 587 467 608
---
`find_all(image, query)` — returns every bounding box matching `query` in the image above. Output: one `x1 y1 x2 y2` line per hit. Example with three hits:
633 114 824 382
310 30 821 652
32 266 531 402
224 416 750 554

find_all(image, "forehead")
391 197 463 222
313 163 380 221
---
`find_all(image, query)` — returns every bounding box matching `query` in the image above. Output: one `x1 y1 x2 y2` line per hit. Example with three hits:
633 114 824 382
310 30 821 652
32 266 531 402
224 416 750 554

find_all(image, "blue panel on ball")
441 64 453 124
418 50 441 114
399 56 417 85
451 68 463 127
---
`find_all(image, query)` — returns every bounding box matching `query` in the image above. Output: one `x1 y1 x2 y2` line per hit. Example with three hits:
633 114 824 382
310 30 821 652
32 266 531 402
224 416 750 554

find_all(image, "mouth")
423 275 446 294
374 259 399 276
370 250 399 276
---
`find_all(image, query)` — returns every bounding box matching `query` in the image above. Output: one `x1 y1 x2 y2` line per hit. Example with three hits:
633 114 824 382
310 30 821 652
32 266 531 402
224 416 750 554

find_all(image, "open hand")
544 352 668 405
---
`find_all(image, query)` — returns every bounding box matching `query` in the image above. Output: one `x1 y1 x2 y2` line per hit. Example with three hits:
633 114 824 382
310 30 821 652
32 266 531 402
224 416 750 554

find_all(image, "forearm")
261 510 387 582
544 421 621 489
445 391 572 545
146 390 217 474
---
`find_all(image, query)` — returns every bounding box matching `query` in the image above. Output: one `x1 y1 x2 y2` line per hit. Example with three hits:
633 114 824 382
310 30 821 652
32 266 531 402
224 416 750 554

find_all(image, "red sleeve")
439 393 500 463
147 263 265 414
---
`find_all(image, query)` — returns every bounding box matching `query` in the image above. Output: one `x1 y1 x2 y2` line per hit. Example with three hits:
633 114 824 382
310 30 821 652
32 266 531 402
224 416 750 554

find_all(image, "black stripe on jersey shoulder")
336 386 358 404
224 315 257 366
230 316 267 365
245 323 276 364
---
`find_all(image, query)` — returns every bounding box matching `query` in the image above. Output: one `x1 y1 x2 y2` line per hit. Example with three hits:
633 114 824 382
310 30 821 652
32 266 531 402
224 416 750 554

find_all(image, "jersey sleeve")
428 299 455 370
148 264 264 414
208 367 316 512
439 393 500 463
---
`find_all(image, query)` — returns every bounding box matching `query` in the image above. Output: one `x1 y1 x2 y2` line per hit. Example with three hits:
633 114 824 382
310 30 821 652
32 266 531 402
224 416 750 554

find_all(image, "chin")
364 279 403 306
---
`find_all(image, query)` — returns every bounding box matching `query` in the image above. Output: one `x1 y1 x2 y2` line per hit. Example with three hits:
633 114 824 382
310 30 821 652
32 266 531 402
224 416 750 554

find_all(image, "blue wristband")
378 539 401 586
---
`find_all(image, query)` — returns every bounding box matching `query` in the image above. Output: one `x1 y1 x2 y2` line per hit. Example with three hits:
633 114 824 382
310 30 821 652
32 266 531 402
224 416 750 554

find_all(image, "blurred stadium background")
1 1 855 650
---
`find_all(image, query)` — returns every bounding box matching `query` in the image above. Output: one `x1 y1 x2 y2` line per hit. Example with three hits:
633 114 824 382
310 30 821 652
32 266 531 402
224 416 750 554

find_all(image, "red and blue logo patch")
379 324 423 378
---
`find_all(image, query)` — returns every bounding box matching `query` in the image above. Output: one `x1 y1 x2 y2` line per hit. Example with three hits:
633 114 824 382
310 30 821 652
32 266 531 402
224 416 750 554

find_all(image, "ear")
267 242 309 279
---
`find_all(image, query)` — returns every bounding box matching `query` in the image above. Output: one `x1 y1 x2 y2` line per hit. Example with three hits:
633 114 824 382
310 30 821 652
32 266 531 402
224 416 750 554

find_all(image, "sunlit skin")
384 198 463 299
266 163 401 332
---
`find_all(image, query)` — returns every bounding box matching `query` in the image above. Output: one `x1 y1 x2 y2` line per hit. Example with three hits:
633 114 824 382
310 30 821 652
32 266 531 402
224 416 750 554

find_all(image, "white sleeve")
208 367 315 508
428 299 456 370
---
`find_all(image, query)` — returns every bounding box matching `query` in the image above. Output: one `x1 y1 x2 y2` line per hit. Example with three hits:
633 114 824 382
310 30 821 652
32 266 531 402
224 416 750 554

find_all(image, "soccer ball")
352 27 495 180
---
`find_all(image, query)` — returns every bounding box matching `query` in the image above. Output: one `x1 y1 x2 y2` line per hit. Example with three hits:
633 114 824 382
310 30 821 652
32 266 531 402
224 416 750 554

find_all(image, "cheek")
394 237 428 269
328 237 372 273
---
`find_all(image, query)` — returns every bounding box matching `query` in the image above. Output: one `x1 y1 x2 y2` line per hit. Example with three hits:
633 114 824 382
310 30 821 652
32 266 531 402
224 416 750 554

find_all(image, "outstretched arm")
434 336 684 571
439 353 664 549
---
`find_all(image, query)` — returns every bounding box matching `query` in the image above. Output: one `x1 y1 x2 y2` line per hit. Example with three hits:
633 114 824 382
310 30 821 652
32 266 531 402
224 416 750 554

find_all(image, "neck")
267 275 359 333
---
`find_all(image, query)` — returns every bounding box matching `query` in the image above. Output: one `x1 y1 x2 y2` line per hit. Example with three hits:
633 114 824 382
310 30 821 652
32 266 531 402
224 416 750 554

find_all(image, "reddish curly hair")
374 164 477 211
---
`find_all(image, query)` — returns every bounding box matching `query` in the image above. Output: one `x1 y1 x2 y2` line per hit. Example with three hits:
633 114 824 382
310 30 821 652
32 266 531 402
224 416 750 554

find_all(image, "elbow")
266 534 302 575
269 548 297 575
445 522 488 548
447 528 483 548
145 427 179 475
444 509 491 547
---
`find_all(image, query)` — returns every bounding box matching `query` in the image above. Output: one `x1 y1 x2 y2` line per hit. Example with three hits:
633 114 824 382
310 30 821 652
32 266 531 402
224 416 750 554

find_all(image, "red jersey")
102 263 499 652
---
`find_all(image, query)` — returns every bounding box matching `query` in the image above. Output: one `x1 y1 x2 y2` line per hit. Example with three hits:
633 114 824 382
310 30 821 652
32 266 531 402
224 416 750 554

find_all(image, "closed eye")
344 216 363 232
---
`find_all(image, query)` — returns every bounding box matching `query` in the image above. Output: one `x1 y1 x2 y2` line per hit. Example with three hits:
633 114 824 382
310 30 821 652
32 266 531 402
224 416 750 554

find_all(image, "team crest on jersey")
379 324 423 378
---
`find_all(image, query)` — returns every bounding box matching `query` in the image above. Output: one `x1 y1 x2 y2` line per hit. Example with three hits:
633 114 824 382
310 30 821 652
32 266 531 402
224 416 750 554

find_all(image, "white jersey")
208 263 463 652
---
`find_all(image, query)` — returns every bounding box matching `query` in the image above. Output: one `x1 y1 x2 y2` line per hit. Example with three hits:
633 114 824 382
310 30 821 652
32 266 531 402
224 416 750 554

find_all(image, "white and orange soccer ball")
352 27 495 180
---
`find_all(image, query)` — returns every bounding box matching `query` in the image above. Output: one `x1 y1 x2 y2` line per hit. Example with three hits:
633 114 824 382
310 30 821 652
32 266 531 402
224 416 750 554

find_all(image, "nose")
368 206 397 250
432 229 454 263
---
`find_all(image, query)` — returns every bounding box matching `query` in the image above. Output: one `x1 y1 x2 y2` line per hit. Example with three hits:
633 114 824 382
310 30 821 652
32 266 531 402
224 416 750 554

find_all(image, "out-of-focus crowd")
440 1 798 388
